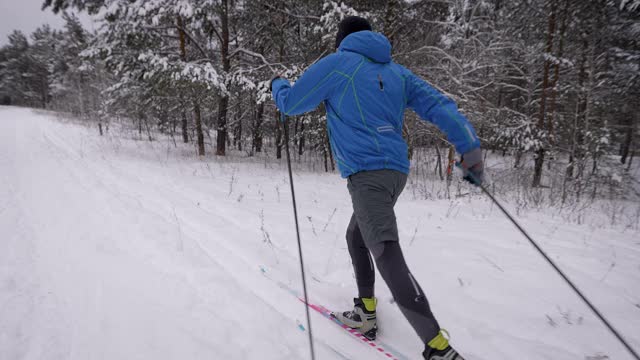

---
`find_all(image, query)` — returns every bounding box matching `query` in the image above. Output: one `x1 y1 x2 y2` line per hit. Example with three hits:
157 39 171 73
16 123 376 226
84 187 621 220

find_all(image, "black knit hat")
335 16 372 49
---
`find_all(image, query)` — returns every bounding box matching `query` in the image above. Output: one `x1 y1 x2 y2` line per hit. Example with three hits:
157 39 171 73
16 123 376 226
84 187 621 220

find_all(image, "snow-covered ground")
1 106 639 360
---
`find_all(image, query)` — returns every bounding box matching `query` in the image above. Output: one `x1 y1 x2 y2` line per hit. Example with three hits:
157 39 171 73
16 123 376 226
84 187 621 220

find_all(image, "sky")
0 0 94 45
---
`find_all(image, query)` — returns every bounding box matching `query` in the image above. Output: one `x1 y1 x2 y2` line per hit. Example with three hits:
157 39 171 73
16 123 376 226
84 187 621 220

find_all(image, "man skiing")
271 16 483 360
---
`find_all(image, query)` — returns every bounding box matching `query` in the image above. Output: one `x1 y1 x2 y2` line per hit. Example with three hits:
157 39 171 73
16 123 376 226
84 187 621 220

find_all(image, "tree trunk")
298 119 305 156
322 125 329 172
76 77 86 116
514 150 522 168
532 149 545 186
325 126 335 171
275 26 285 160
144 117 153 141
237 122 242 151
566 152 574 180
194 102 205 156
323 147 328 172
253 102 264 153
435 143 444 181
252 45 265 155
177 15 186 59
533 0 558 188
620 115 633 164
293 118 299 148
177 17 191 146
275 111 283 159
217 96 228 156
233 119 238 149
566 38 587 181
446 146 455 181
383 0 400 46
216 0 230 156
547 0 570 144
569 35 590 180
403 123 413 160
181 111 189 143
236 106 242 151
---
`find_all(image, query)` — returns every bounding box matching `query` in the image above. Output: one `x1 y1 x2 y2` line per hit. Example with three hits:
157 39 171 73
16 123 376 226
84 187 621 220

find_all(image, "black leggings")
347 218 440 342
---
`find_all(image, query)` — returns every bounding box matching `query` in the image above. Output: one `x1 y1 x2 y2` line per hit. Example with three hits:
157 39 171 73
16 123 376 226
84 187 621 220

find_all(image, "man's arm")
404 69 481 155
272 54 340 116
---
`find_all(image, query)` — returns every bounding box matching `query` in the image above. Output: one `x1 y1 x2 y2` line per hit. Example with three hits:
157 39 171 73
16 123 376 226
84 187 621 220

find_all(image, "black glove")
461 148 484 186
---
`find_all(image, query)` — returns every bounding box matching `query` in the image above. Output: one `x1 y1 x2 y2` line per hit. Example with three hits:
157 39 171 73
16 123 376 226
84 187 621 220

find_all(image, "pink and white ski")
260 266 409 360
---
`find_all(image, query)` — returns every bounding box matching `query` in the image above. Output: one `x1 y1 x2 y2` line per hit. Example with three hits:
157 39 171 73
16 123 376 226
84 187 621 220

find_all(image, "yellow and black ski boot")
332 297 377 340
423 330 465 360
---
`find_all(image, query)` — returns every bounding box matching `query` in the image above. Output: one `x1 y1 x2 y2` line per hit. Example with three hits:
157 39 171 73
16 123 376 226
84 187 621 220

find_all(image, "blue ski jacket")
271 31 480 178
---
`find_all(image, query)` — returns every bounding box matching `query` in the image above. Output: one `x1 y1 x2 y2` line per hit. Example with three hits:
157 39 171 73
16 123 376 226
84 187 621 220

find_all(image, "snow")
1 106 639 360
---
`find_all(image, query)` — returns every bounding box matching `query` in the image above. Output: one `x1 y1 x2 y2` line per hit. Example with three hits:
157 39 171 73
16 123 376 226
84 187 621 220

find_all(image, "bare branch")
142 25 209 59
229 48 279 73
263 3 321 20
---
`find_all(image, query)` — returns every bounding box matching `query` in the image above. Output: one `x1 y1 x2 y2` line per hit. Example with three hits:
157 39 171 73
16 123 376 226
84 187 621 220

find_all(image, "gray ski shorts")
347 169 408 248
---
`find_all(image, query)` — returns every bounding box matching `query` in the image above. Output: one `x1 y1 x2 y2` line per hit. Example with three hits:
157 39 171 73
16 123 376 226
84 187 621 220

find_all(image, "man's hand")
269 74 283 93
461 148 484 186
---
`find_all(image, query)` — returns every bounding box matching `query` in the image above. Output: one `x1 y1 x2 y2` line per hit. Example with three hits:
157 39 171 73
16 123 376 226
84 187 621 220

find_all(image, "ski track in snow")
1 106 639 360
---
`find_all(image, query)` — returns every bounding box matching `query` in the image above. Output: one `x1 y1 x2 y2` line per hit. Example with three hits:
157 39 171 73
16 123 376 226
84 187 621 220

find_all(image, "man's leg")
348 169 441 343
369 240 440 343
346 214 375 298
335 214 378 340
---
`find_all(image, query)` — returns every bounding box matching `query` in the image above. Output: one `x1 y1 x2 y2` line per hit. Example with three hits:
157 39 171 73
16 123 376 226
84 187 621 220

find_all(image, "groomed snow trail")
1 107 639 360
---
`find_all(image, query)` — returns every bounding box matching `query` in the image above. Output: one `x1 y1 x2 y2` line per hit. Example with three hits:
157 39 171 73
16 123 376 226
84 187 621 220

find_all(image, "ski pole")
457 163 640 360
282 113 316 360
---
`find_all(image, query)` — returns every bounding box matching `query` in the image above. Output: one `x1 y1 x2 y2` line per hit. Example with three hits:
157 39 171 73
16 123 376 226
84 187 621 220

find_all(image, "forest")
1 0 638 208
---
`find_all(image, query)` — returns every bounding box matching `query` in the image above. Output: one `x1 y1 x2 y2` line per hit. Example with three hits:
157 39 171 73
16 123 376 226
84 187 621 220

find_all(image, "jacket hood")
338 31 392 63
